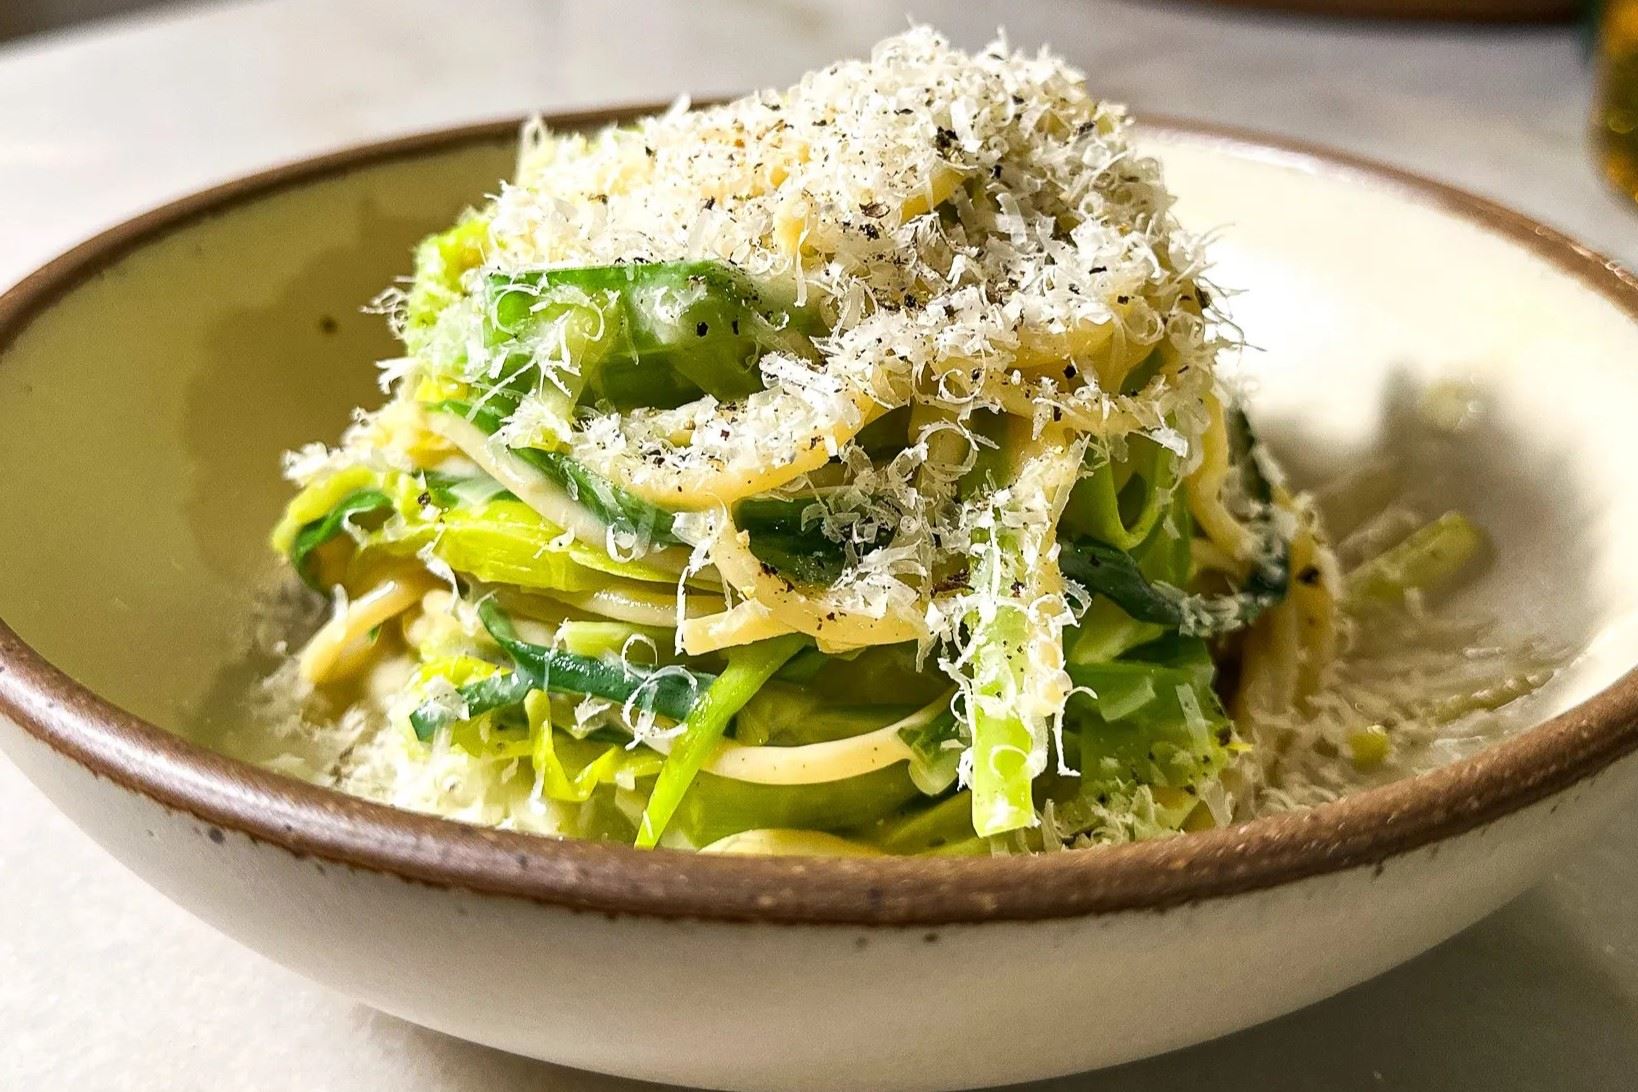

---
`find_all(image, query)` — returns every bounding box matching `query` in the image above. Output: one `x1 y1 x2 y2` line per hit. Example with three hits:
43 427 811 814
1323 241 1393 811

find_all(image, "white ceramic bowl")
2 113 1636 1091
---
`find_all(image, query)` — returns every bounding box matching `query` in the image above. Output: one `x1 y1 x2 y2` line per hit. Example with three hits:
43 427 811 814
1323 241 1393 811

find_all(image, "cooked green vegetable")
1058 635 1235 838
896 704 963 795
1061 435 1175 552
406 216 489 351
408 599 715 741
482 598 710 720
429 397 682 545
1345 510 1487 606
1065 494 1192 665
1063 411 1288 641
733 683 913 747
409 669 533 743
733 495 894 586
675 765 923 848
278 465 678 596
1060 534 1287 637
286 488 393 590
965 513 1045 838
525 692 664 803
486 261 823 409
637 634 807 848
869 790 978 853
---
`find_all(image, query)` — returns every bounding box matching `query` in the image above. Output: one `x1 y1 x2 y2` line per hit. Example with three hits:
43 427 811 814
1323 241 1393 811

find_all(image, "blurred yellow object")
1599 0 1638 203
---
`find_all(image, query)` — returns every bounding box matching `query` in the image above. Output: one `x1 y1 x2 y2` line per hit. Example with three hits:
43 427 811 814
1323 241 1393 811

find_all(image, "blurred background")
5 2 1638 1091
0 0 1585 39
3 0 1629 299
1 0 158 40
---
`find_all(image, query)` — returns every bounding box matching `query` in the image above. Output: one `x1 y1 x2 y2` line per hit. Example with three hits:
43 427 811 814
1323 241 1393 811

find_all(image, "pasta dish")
261 29 1542 855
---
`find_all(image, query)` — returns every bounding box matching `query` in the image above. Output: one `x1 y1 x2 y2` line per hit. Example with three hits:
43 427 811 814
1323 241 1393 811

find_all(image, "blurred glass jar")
1598 0 1638 200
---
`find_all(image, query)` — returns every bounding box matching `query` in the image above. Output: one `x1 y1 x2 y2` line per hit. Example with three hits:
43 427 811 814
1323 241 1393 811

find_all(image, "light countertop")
4 2 1637 1088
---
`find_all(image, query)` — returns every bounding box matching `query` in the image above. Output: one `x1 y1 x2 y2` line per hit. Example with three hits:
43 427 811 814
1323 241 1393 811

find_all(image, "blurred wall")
0 0 180 41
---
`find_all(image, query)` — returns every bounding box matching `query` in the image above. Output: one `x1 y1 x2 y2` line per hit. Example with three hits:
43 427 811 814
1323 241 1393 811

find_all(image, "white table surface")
4 2 1638 1089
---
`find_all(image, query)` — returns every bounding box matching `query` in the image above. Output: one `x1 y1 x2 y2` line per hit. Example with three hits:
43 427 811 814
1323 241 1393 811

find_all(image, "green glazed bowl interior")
0 133 517 742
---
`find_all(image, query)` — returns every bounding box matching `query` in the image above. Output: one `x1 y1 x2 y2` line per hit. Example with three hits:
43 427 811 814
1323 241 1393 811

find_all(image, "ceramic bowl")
2 110 1637 1092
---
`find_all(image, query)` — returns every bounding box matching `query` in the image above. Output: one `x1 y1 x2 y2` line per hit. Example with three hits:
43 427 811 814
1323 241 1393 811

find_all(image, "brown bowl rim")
2 106 1637 926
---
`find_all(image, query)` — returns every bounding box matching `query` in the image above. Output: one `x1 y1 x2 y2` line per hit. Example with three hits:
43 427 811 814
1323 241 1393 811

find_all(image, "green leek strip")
287 488 393 590
1344 511 1487 606
674 766 922 848
407 600 715 742
1066 661 1218 722
635 634 807 849
428 398 681 546
358 495 679 593
406 216 489 345
896 704 963 795
969 594 1037 837
733 495 893 587
962 436 1085 839
554 620 673 659
480 598 707 720
966 498 1042 837
410 670 532 742
426 502 606 593
1060 535 1287 637
1065 490 1192 665
524 692 662 803
871 791 978 854
488 261 823 408
1062 436 1174 551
